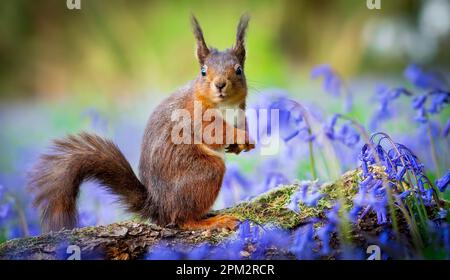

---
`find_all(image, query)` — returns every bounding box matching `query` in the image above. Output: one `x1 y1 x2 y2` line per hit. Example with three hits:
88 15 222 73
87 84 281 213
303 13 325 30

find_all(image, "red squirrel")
29 15 255 233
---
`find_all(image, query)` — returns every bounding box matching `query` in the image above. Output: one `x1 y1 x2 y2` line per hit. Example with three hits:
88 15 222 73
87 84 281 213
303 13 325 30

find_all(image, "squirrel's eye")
235 66 242 75
201 66 207 77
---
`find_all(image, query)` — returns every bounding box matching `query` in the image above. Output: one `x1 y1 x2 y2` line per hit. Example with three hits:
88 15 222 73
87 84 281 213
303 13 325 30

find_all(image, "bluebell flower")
395 166 407 182
337 122 360 147
146 244 182 260
436 208 447 220
267 97 315 143
78 211 97 227
0 185 12 220
411 90 449 123
187 243 211 260
443 119 450 138
262 172 289 191
0 203 11 219
428 90 449 114
388 143 424 175
311 64 342 97
435 171 450 192
209 239 245 260
370 85 412 129
223 165 252 190
324 114 340 140
291 223 315 259
395 190 411 201
237 219 256 241
353 176 388 224
355 135 435 225
317 203 340 255
324 114 360 147
404 64 445 90
287 182 323 213
412 95 427 110
222 165 253 206
256 228 291 249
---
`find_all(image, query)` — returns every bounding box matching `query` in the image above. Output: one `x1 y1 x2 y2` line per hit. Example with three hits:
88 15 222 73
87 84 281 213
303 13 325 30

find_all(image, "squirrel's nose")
215 81 226 91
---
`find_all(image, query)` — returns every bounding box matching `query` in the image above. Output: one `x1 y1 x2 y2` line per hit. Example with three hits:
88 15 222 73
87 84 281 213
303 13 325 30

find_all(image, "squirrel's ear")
191 15 210 65
233 13 250 64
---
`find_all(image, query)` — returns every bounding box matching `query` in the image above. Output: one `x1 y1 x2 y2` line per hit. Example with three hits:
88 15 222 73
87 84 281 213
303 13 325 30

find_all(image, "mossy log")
0 168 418 260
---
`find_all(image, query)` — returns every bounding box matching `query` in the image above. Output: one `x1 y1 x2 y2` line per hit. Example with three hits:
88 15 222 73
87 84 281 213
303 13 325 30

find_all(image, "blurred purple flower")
324 114 360 147
370 85 412 129
317 203 340 255
209 239 245 260
412 95 427 110
0 185 13 220
291 223 316 259
436 209 447 220
443 119 450 137
435 171 450 192
256 228 291 250
237 219 259 242
0 202 11 219
146 244 182 260
82 108 109 133
411 90 449 123
262 172 289 191
395 190 411 201
428 90 449 114
187 243 211 260
311 64 342 97
404 64 446 90
287 182 323 213
268 97 315 143
78 211 97 227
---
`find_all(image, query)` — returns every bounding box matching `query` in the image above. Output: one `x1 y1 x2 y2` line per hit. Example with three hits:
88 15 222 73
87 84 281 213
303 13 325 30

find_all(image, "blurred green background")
1 0 448 102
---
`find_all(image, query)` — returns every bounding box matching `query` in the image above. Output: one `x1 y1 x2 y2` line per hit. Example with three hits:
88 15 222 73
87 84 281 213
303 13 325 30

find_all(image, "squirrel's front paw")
225 142 255 154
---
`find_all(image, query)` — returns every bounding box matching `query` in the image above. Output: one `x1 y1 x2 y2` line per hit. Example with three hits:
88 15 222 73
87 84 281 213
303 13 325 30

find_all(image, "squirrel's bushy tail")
29 132 148 232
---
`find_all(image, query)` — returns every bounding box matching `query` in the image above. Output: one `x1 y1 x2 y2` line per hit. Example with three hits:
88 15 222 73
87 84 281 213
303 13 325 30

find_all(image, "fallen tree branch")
0 168 426 260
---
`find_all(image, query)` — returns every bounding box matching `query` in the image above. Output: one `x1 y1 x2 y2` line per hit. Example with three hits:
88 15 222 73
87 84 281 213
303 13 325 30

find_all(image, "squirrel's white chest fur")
217 102 243 127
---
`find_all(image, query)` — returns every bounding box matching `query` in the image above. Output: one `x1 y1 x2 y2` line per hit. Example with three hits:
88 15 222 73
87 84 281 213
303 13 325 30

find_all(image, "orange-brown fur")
29 14 253 232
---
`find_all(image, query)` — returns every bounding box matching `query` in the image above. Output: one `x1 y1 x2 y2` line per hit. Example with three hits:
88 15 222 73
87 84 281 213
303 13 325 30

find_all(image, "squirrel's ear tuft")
233 13 250 64
191 15 210 65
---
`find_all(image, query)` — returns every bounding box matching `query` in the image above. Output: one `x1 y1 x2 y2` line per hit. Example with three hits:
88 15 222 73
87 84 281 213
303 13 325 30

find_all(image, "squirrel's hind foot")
180 215 239 231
